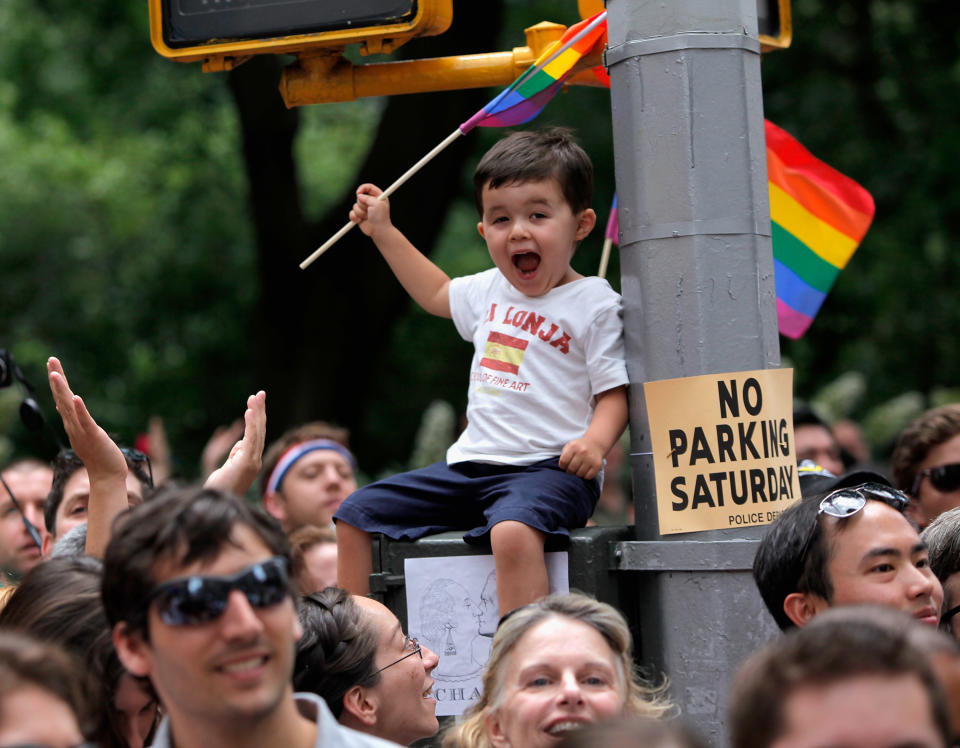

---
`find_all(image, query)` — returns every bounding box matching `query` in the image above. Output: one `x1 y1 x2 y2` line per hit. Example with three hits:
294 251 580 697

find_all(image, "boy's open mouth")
512 252 540 276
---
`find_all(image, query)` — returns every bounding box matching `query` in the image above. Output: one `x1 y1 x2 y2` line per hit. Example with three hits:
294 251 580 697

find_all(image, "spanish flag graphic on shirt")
480 331 528 375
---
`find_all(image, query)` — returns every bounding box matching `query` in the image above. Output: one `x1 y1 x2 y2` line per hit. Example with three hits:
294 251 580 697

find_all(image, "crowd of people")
2 127 960 747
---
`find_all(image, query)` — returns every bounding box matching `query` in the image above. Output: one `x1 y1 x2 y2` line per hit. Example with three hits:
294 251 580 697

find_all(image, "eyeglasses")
818 482 909 518
63 446 154 488
148 557 290 626
373 636 422 675
912 463 960 496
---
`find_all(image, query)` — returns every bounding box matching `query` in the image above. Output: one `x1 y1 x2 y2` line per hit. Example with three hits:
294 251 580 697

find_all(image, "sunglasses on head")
818 482 909 518
799 483 910 576
63 446 154 488
912 463 960 496
148 556 290 626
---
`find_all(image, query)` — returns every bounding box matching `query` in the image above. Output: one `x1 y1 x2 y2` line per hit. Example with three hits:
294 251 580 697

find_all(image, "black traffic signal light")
149 0 453 62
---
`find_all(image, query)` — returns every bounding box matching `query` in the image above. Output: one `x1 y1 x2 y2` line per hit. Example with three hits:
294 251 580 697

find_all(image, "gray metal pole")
606 0 781 742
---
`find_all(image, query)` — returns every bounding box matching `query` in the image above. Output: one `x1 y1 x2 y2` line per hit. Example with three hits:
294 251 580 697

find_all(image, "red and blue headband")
266 439 356 495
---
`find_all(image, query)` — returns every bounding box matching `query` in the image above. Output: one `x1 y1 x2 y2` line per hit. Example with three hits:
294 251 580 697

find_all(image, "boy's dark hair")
729 612 951 748
101 485 291 639
46 447 153 535
293 588 380 718
473 128 593 215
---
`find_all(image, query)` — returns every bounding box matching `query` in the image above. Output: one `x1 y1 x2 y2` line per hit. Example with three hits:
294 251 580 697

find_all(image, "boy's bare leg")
336 522 373 596
489 520 548 617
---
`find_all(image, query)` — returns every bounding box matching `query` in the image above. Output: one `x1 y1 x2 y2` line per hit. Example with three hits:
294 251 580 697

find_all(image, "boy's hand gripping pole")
299 128 465 269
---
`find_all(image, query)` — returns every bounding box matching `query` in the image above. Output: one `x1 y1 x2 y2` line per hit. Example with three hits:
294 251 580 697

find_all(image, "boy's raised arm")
350 183 452 319
558 385 629 480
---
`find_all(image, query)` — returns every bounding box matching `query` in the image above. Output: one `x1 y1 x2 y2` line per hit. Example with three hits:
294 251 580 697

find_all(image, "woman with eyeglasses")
441 592 671 748
294 588 441 746
0 631 93 748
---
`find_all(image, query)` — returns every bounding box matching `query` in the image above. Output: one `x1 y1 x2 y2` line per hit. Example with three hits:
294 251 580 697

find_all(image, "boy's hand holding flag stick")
300 10 608 270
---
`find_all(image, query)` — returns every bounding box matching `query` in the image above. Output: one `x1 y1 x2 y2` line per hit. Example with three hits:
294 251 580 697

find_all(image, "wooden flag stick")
598 237 613 279
300 128 466 269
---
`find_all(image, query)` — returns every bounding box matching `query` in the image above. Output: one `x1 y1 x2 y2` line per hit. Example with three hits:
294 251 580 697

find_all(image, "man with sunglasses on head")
104 485 397 748
893 404 960 530
41 446 153 557
753 464 943 630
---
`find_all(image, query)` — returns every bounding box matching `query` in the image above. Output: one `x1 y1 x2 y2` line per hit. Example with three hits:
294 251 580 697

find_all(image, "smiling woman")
294 588 441 746
441 593 671 748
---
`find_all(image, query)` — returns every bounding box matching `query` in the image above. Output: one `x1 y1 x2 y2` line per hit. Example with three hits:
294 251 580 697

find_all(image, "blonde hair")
441 592 671 748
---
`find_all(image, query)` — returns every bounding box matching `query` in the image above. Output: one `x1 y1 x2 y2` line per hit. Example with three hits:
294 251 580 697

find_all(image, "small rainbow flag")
459 11 607 133
767 120 876 339
604 194 619 243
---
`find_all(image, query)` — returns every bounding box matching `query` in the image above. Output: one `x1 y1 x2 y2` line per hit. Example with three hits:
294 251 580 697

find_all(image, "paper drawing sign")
404 553 568 716
643 368 801 535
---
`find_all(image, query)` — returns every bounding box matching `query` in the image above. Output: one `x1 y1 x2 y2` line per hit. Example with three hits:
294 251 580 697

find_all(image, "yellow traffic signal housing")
577 0 790 51
148 0 453 63
758 0 792 51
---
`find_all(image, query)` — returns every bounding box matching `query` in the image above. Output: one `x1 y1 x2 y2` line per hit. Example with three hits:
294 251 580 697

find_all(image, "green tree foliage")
762 0 960 431
0 0 259 464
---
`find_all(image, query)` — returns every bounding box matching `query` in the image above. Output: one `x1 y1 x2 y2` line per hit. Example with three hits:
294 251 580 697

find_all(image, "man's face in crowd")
794 424 844 477
115 524 300 731
275 450 356 530
53 466 146 542
771 673 945 748
911 432 960 529
0 464 51 577
296 542 338 595
815 501 943 625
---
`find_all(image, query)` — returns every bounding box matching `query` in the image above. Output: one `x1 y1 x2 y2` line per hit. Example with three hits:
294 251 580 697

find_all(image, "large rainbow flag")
767 121 875 338
603 124 875 339
459 11 607 133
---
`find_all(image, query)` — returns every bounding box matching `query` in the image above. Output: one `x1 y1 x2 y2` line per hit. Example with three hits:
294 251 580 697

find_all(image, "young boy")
335 128 629 615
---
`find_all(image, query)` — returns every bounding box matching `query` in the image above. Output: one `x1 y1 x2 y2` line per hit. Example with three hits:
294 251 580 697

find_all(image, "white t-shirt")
447 268 628 465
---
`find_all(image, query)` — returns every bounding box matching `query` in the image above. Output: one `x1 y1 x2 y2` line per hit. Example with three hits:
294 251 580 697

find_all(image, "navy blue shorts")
333 458 599 545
